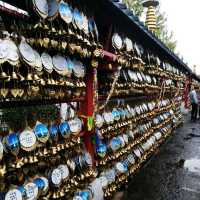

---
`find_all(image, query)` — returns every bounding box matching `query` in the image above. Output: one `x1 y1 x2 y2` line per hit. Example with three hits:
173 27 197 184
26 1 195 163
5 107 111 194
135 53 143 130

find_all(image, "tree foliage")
155 8 177 51
123 0 177 51
123 0 143 17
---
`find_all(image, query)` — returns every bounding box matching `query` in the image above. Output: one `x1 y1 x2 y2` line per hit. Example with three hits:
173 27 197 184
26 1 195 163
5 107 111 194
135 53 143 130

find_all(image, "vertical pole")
81 65 96 164
183 76 191 109
104 24 113 51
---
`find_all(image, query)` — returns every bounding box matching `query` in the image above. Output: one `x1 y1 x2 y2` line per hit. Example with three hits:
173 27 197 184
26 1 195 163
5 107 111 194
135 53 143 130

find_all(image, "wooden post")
80 65 97 164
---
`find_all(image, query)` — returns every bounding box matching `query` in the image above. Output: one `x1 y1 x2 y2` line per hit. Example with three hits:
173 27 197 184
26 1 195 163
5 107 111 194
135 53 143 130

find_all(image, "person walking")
189 85 198 121
197 87 200 119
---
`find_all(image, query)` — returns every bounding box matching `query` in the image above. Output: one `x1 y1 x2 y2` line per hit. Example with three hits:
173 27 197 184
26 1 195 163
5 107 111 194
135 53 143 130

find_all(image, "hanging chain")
98 66 122 111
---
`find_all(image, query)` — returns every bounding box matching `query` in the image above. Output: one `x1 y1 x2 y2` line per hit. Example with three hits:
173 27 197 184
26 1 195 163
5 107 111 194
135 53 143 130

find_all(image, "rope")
98 66 122 111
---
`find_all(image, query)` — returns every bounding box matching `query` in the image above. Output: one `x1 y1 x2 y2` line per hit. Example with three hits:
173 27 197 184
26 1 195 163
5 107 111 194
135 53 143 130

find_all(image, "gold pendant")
1 88 8 98
10 88 19 98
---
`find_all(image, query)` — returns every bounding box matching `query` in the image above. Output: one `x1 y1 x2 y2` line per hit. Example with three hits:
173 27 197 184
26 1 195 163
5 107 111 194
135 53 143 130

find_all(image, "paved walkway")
126 119 200 200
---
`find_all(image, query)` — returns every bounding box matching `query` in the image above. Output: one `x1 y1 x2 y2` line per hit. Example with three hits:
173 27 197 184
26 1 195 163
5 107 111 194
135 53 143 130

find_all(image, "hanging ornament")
87 116 94 131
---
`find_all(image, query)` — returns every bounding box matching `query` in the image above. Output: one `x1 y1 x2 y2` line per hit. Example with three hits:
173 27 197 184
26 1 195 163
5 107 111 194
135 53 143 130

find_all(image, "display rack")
0 0 199 200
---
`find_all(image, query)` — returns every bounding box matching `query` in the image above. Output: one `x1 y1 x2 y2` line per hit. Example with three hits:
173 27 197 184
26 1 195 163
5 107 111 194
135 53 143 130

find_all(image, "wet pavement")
125 119 200 200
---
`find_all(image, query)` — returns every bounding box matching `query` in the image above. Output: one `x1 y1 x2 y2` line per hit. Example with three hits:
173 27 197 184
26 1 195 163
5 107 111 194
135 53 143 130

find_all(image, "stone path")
125 119 200 200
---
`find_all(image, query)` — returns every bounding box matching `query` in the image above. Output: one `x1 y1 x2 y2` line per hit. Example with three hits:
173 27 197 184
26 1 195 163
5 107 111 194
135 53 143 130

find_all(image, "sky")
159 0 200 74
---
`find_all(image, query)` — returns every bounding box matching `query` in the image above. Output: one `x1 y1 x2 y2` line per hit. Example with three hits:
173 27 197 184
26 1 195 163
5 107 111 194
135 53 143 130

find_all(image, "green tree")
123 0 177 51
155 9 177 51
123 0 143 17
